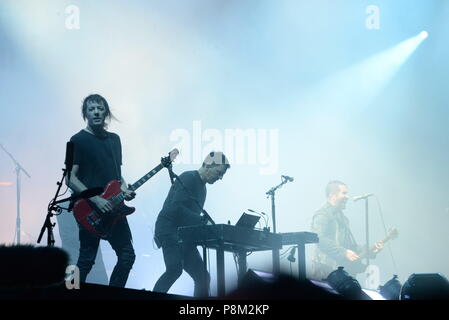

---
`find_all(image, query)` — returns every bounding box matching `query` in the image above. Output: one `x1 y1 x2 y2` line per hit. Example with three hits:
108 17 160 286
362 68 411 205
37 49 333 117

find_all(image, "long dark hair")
81 94 117 128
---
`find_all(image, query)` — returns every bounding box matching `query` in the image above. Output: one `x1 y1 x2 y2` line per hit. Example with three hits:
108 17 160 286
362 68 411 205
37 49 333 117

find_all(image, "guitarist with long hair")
66 94 136 287
311 180 384 280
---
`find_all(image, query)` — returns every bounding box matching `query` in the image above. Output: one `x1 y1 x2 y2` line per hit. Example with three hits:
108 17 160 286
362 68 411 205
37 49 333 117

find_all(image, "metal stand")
288 244 307 281
0 143 31 244
265 176 293 274
364 198 370 276
37 169 67 246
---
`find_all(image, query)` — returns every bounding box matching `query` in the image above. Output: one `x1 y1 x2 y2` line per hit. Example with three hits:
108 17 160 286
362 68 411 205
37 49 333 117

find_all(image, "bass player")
66 94 136 287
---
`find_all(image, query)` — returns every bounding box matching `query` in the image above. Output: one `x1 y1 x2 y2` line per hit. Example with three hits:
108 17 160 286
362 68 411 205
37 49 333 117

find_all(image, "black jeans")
153 235 210 297
77 218 136 287
56 203 108 285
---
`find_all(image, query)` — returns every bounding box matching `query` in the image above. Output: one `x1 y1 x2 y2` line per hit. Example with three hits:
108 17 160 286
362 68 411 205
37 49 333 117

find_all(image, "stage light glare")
419 31 428 39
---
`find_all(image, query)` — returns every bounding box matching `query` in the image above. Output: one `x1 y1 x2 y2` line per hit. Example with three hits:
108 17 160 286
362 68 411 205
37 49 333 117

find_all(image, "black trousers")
153 235 210 297
77 218 136 287
56 204 108 285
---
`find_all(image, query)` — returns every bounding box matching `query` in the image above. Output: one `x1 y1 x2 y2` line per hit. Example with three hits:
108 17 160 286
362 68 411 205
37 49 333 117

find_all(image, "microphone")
248 209 269 230
65 141 74 181
287 246 296 263
248 209 267 216
282 175 294 182
353 193 374 202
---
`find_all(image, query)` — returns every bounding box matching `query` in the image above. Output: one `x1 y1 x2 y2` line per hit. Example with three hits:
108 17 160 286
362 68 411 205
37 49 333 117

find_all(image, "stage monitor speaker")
400 273 449 300
325 266 371 300
0 245 68 289
227 269 344 300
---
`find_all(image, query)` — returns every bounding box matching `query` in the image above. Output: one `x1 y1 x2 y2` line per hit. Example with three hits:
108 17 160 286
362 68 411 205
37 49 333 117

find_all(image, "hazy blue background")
1 0 448 296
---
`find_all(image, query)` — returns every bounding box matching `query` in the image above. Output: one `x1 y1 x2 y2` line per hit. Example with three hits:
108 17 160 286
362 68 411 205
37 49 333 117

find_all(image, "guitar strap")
107 133 121 182
347 227 358 251
337 211 358 250
153 172 210 249
174 173 214 225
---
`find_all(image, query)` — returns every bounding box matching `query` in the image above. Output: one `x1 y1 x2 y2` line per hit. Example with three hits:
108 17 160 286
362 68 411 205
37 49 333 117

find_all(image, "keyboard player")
152 151 230 297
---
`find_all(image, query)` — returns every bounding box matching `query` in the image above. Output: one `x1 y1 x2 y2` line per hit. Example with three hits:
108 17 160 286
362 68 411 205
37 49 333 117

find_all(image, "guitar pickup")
87 213 101 226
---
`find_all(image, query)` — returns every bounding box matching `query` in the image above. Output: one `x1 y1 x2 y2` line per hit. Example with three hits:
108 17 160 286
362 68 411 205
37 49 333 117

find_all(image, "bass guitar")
73 149 179 239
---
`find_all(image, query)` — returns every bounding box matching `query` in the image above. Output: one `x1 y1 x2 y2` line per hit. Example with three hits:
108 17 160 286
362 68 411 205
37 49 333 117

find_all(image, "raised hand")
345 249 360 261
122 188 136 201
373 241 384 253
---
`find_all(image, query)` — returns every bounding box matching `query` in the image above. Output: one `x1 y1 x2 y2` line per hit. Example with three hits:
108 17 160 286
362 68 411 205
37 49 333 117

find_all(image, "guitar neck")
108 162 170 207
376 232 395 248
129 163 165 192
360 234 394 258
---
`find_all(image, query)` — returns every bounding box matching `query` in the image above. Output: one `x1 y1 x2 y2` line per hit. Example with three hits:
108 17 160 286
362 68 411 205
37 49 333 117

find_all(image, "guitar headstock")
386 228 399 241
161 148 179 168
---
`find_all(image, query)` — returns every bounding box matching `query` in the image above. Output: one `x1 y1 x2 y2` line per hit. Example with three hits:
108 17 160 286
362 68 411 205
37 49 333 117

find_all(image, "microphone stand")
265 176 291 274
364 197 370 278
0 143 31 245
37 168 67 247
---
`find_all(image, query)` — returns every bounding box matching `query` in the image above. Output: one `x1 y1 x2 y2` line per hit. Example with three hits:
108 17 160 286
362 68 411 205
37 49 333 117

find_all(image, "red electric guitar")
73 149 179 239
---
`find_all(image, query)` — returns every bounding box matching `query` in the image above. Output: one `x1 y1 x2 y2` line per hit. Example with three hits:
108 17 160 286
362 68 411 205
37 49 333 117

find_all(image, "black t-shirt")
155 170 207 237
70 130 122 190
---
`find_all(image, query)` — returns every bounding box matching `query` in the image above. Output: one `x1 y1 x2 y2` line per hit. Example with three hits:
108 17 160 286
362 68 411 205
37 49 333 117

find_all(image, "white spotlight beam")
419 31 429 39
299 31 428 113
